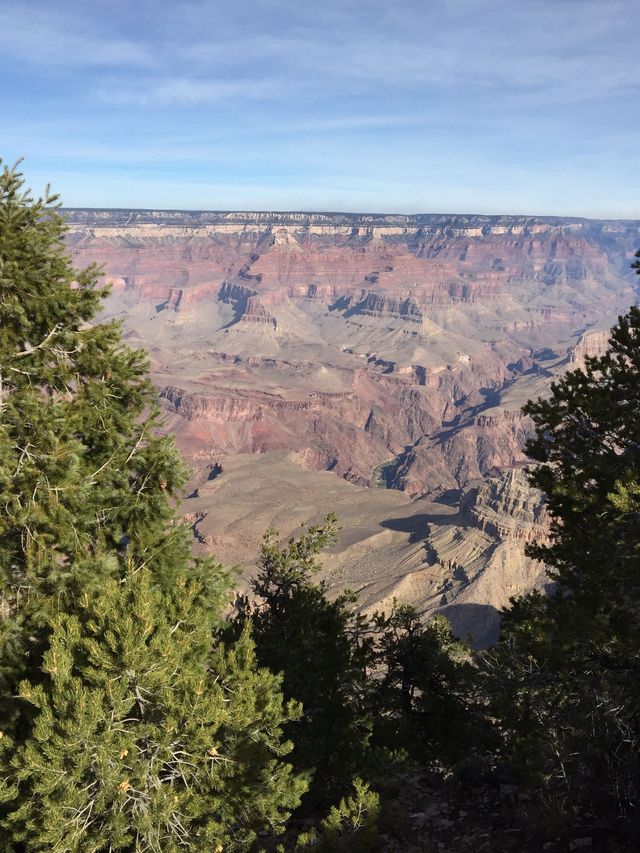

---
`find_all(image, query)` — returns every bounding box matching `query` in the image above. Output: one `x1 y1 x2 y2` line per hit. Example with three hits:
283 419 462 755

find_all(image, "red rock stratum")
65 208 639 642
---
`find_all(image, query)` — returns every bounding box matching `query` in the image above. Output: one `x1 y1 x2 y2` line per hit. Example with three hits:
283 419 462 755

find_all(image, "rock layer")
64 208 640 642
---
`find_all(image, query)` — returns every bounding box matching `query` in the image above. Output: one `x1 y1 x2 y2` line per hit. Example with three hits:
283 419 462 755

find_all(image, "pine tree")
488 300 640 833
370 604 480 766
294 778 380 852
242 518 487 810
239 515 374 806
0 162 306 848
0 161 188 706
0 557 304 851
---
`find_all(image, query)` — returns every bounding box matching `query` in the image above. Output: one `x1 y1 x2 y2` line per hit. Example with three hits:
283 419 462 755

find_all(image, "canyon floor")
67 209 640 644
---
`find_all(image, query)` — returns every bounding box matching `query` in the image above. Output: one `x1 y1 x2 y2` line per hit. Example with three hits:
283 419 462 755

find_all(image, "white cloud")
174 0 640 104
0 3 154 67
3 0 639 107
96 76 278 106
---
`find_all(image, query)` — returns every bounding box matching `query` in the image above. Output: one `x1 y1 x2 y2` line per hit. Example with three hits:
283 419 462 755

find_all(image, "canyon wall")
64 208 640 641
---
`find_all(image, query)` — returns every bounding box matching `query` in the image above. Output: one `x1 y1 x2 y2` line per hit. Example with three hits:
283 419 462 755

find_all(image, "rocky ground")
278 767 623 853
377 771 616 853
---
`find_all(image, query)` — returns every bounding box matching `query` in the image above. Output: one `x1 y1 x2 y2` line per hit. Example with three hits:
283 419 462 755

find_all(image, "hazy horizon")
60 205 640 222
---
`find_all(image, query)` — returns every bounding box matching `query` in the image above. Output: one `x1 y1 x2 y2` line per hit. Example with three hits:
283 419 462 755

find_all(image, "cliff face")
66 206 638 495
464 468 549 542
346 291 423 322
422 469 550 646
64 208 639 641
66 211 637 317
567 328 612 367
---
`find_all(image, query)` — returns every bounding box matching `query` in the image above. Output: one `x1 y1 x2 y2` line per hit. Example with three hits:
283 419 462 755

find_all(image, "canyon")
65 209 640 643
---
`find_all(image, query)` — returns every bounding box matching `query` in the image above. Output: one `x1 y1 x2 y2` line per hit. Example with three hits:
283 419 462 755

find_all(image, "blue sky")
1 0 639 216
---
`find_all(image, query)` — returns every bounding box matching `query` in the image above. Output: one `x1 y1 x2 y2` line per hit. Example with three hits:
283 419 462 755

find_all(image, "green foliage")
523 306 640 608
370 604 482 765
0 163 182 558
0 161 188 714
238 515 374 805
0 162 307 849
294 779 379 852
1 560 304 851
489 301 640 830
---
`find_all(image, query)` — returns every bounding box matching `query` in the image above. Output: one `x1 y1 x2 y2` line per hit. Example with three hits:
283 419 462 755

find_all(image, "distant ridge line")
62 208 640 230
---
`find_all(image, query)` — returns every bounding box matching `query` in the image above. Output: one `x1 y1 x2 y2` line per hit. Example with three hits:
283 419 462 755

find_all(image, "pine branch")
14 324 62 358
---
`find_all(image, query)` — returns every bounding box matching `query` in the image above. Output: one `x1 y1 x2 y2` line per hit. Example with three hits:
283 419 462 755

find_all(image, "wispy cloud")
1 0 639 215
0 3 155 68
97 76 278 106
4 0 639 106
174 0 640 103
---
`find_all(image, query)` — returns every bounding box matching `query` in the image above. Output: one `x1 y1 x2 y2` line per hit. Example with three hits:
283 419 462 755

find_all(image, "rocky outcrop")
240 296 277 328
161 385 314 421
464 468 548 542
419 469 550 645
347 291 423 322
567 328 611 367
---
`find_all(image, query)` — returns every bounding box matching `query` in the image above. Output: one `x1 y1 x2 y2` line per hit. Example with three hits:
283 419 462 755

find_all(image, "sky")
1 0 639 216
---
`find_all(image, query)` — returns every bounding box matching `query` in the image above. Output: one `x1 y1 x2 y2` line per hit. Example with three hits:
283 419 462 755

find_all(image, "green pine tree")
370 604 481 767
238 515 374 806
294 778 380 852
488 299 640 834
0 557 304 851
0 162 306 849
0 161 188 708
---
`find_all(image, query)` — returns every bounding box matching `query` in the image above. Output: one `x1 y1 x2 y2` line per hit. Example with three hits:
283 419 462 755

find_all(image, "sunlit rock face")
567 328 612 367
465 468 549 543
65 208 639 644
422 469 550 646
